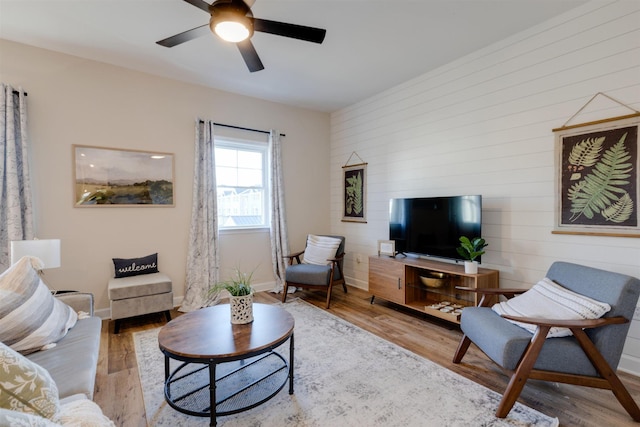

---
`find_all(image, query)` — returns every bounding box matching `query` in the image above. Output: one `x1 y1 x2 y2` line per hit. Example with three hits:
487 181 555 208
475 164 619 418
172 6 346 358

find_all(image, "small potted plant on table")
209 268 254 324
456 236 488 274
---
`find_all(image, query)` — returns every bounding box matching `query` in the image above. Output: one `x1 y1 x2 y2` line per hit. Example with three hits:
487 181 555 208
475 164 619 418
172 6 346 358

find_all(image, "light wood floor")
94 286 640 427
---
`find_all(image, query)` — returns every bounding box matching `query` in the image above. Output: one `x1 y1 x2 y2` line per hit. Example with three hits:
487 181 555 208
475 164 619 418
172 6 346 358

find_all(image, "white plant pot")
464 261 478 274
229 292 254 324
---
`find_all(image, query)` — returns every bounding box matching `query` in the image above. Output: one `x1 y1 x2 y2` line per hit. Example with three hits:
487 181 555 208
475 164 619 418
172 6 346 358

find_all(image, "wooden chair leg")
164 310 171 323
282 282 289 304
571 328 640 421
496 326 550 418
452 335 472 364
325 283 333 309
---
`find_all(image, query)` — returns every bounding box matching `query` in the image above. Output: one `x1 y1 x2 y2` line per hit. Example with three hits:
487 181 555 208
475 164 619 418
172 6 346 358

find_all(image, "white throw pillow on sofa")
302 235 341 266
492 277 611 338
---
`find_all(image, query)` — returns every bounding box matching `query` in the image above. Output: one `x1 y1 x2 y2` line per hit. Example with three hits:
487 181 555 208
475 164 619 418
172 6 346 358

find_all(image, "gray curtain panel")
0 84 34 272
180 119 220 312
269 130 289 292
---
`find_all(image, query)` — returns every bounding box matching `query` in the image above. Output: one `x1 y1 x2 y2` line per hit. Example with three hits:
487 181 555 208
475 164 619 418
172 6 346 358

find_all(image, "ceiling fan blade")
237 39 264 72
182 0 212 13
252 18 326 44
156 24 211 47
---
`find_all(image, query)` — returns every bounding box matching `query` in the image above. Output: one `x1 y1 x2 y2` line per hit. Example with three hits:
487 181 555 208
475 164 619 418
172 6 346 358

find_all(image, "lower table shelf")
165 352 289 417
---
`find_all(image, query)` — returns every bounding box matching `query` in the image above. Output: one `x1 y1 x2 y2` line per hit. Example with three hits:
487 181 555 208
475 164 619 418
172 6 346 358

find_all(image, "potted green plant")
456 236 488 274
208 268 254 324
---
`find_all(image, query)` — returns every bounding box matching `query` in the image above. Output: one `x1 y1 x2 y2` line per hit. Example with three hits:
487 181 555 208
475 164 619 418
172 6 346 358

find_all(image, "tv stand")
368 256 499 324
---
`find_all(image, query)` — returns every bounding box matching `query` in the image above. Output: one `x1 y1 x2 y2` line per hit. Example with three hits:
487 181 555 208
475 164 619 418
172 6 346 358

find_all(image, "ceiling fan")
157 0 327 72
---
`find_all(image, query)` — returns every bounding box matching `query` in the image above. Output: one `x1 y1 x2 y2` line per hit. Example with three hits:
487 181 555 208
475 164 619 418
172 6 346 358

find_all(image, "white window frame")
215 137 270 231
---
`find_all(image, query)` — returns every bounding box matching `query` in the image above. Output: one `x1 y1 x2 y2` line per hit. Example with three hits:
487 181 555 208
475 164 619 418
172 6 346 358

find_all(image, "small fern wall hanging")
342 152 367 223
553 93 640 237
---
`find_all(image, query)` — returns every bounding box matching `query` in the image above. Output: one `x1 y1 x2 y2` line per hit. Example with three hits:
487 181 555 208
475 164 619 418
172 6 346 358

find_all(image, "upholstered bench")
108 272 173 333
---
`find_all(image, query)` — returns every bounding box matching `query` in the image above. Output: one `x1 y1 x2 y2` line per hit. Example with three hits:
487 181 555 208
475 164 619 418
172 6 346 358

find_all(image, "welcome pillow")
0 257 77 354
302 235 341 266
112 253 158 278
492 277 611 338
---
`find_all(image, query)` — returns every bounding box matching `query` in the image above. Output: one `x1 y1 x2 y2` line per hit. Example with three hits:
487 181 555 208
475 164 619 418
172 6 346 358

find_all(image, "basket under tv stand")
368 255 499 324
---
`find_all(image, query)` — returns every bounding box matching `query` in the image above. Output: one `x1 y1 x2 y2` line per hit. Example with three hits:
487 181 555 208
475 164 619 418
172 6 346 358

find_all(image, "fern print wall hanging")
342 153 367 223
554 115 640 237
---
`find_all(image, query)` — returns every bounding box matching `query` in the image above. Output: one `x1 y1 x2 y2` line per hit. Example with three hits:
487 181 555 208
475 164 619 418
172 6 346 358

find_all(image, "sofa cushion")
302 235 341 266
112 253 158 278
27 317 102 400
0 257 77 354
492 277 611 337
0 341 60 420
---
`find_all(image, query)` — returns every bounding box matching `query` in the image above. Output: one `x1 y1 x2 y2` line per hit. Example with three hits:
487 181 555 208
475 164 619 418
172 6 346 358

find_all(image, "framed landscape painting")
73 145 175 207
553 115 639 237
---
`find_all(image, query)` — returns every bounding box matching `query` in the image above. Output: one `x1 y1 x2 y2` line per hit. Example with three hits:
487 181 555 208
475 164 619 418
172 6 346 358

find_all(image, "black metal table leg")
209 362 217 426
289 333 295 394
164 355 170 394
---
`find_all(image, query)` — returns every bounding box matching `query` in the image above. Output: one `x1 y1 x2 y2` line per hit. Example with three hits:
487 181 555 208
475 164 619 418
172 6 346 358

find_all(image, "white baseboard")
618 354 640 377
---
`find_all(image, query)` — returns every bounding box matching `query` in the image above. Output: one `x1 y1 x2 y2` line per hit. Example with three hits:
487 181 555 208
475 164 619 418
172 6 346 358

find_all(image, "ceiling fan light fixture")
210 12 253 43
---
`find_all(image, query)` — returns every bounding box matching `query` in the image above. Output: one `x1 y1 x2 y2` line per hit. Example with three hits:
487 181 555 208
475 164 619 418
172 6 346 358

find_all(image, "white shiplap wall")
330 0 640 374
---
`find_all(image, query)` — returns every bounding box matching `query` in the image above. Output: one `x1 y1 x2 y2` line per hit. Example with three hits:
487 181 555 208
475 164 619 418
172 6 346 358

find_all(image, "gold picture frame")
553 115 639 237
73 145 175 207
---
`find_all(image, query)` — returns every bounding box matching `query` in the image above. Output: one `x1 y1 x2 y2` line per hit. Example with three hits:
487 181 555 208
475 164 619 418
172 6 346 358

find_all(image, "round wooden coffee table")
158 303 295 427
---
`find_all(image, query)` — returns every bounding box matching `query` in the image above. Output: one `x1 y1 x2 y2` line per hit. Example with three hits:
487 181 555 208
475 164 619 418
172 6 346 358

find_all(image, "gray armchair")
452 261 640 421
282 235 346 309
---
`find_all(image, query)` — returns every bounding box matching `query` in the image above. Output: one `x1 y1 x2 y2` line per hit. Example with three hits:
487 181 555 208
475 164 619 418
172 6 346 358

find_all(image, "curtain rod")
199 120 285 137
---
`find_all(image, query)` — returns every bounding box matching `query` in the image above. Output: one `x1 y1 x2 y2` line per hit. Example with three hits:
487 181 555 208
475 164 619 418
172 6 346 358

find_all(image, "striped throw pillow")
302 235 341 266
0 257 77 354
492 277 611 338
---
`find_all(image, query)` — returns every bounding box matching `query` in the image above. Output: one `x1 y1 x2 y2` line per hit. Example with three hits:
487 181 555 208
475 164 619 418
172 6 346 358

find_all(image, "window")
215 138 269 230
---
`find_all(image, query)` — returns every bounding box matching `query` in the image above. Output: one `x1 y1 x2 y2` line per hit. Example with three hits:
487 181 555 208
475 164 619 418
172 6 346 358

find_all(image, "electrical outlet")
634 305 640 320
356 255 362 264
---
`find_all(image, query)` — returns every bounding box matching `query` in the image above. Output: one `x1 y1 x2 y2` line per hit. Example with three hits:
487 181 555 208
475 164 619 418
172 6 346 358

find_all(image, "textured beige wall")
0 39 330 313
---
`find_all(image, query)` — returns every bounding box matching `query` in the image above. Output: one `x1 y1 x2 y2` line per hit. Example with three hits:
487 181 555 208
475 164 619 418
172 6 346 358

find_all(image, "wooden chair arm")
283 249 305 259
327 252 346 263
500 314 629 329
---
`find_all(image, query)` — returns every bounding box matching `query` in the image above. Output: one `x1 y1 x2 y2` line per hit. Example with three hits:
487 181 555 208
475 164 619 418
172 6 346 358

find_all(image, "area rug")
134 299 559 426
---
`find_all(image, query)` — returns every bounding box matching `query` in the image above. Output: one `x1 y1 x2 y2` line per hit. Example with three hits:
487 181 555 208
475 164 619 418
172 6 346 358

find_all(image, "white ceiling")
0 0 587 112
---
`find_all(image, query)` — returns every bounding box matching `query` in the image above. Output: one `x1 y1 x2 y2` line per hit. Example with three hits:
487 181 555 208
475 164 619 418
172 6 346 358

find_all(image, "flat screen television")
389 195 482 262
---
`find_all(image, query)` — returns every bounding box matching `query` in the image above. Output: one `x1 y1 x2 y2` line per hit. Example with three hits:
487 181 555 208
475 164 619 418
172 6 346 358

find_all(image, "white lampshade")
10 239 61 269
